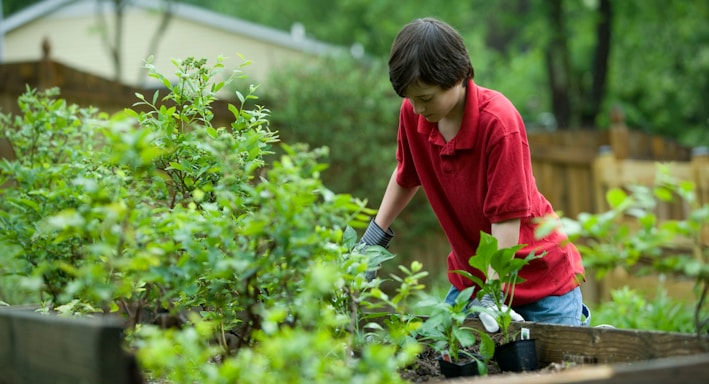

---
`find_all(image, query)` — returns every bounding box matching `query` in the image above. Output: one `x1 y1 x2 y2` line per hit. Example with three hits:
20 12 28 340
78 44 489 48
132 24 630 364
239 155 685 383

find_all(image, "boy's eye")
420 97 433 102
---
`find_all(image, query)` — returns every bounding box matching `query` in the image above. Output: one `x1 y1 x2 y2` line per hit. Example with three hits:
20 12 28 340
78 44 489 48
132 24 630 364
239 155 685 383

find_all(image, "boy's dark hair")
388 18 474 97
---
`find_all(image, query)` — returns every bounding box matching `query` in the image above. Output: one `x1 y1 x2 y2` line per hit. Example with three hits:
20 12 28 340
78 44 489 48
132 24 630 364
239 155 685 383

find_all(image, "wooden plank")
452 352 709 383
0 307 142 384
566 164 592 218
693 149 709 207
532 160 560 214
461 319 709 365
530 146 597 165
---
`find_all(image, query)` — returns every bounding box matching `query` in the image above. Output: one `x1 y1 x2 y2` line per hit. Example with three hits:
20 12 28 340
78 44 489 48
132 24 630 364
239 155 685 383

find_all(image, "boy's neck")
437 83 467 142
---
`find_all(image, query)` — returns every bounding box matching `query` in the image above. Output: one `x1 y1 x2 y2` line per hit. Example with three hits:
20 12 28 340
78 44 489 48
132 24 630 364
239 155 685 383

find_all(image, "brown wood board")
448 352 709 383
0 307 142 384
461 319 709 365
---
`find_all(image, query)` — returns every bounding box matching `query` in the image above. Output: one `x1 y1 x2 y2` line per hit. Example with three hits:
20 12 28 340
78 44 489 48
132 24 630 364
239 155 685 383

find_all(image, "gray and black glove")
358 219 394 280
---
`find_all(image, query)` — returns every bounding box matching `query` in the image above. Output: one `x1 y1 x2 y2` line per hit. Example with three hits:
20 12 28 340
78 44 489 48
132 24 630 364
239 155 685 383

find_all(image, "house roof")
1 0 343 56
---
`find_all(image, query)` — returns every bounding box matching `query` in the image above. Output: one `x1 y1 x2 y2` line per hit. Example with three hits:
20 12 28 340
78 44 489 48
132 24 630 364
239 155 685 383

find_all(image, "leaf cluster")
456 233 541 344
416 286 493 374
0 56 429 382
557 165 709 336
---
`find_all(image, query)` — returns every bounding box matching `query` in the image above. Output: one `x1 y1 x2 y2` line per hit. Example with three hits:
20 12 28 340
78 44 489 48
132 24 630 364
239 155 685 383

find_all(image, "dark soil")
398 344 498 383
399 339 573 383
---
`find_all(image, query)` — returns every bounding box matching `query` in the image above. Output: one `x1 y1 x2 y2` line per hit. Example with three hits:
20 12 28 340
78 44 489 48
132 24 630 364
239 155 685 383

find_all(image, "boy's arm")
359 168 418 280
373 168 419 229
489 218 522 279
491 218 521 249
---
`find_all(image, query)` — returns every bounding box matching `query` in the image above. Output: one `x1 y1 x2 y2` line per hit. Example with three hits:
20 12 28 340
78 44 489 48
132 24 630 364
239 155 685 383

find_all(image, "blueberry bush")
0 56 428 383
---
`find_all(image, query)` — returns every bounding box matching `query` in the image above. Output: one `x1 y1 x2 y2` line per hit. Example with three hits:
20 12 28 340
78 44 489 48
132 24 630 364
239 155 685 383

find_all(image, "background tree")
7 1 706 144
183 0 707 144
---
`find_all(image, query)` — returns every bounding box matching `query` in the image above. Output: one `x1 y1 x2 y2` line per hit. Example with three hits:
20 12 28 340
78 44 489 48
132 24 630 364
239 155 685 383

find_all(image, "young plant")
417 286 494 374
457 232 541 344
337 225 426 365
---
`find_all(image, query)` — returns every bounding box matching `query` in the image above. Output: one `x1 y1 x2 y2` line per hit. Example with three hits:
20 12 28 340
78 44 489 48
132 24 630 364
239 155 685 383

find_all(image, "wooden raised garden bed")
453 319 709 383
0 307 142 384
1 307 707 383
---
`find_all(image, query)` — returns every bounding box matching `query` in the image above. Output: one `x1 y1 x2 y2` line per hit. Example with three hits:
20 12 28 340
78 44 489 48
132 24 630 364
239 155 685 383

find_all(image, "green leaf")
606 188 628 209
452 327 475 347
478 333 495 359
653 186 674 202
168 162 186 172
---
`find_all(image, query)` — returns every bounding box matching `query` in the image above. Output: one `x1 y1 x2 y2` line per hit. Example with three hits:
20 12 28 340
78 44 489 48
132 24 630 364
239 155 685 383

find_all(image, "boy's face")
403 80 465 123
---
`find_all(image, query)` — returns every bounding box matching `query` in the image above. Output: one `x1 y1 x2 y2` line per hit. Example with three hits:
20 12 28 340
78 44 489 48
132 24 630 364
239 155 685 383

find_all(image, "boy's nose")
412 101 425 115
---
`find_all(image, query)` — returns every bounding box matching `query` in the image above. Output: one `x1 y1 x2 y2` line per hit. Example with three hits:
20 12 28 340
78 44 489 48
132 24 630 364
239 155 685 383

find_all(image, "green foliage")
2 0 42 16
263 54 439 247
457 232 541 344
356 261 427 349
198 0 708 145
591 285 695 333
181 0 475 58
608 1 709 145
559 166 709 335
265 55 398 204
0 86 106 305
0 55 433 382
416 286 494 374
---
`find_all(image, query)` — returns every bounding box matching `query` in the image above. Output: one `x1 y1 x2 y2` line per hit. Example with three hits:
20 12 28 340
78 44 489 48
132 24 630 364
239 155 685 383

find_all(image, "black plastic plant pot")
494 339 539 372
438 358 479 378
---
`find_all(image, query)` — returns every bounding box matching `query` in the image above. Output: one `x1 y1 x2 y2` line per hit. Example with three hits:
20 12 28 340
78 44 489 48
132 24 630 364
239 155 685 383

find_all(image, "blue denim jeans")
444 286 590 326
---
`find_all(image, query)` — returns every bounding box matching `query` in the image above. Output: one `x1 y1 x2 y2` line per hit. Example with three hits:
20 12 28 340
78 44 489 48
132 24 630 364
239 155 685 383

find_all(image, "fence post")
691 147 709 246
593 145 616 212
38 37 55 90
692 147 709 206
609 105 629 160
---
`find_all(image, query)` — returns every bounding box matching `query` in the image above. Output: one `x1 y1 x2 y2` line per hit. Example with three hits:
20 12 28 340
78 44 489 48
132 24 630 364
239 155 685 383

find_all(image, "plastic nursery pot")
438 358 479 378
493 339 539 372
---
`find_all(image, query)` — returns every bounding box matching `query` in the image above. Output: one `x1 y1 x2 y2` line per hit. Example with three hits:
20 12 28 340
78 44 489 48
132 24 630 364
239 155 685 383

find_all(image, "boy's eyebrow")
407 90 434 98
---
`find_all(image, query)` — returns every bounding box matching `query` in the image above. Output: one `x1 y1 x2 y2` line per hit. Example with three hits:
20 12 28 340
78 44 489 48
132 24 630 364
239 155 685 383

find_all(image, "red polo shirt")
395 80 584 306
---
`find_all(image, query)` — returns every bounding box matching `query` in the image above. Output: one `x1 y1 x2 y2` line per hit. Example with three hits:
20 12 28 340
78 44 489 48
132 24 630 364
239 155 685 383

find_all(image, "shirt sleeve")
395 100 421 188
483 116 532 223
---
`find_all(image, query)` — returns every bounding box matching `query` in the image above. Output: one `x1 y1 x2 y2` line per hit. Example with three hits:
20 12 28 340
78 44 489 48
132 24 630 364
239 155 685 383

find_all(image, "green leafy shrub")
458 232 541 344
416 286 494 374
591 285 695 333
0 55 431 382
0 87 106 305
263 54 440 252
557 166 708 335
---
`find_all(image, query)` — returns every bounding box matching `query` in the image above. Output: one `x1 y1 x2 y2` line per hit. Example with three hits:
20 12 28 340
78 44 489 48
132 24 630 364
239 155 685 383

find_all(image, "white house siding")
3 1 332 89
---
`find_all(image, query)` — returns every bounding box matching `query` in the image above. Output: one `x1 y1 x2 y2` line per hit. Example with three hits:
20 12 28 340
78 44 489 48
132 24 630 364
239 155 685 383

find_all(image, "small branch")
695 281 708 341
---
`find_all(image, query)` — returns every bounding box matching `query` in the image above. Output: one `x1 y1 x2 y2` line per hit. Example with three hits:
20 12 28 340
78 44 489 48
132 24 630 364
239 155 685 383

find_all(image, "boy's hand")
478 293 525 333
358 219 394 280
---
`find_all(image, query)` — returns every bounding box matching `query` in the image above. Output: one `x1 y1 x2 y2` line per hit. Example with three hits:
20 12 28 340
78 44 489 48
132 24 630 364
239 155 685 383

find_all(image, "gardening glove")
358 219 394 281
478 293 525 333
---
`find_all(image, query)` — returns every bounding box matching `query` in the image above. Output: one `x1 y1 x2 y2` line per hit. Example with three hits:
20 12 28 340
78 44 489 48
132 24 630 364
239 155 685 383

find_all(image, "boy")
360 17 588 331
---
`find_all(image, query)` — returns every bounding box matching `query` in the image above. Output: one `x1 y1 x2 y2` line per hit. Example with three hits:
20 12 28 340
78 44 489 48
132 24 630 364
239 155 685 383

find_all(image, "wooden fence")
528 124 694 220
528 113 708 305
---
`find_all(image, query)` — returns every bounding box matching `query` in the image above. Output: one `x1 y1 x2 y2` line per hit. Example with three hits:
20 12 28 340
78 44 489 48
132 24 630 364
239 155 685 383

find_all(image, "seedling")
417 286 494 375
456 232 542 344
